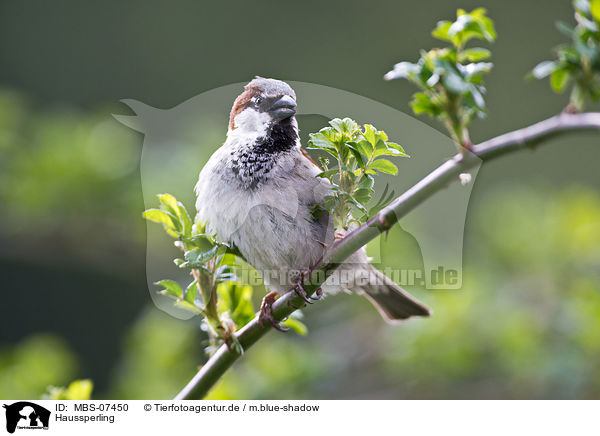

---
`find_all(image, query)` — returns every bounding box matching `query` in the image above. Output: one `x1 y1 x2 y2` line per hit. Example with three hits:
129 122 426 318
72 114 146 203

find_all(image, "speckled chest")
229 147 278 190
228 121 298 190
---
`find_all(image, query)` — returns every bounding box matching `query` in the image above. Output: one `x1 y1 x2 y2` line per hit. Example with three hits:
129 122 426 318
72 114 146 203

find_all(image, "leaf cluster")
143 194 307 353
531 0 600 111
308 118 408 230
384 8 496 149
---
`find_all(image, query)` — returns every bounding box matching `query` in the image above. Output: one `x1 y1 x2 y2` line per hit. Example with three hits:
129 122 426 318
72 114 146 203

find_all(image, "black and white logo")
3 402 50 434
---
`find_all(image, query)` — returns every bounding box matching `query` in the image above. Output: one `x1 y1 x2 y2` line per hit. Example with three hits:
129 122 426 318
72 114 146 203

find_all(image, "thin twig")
174 112 600 400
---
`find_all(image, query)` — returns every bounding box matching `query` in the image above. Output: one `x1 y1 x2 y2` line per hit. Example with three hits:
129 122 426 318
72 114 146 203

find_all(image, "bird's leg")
292 270 323 303
292 270 314 304
258 291 288 332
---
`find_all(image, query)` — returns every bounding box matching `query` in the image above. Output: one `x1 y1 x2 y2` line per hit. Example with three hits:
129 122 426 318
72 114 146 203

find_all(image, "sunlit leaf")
185 246 219 268
142 209 179 237
459 48 491 62
432 20 452 42
370 159 398 175
281 317 308 335
184 280 198 304
551 68 571 92
155 279 183 298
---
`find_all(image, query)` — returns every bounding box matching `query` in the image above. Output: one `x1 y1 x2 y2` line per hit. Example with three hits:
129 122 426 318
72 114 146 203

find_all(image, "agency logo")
2 402 50 434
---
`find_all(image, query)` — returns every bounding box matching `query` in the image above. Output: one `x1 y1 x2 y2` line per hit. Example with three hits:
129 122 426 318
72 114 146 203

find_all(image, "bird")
195 77 430 329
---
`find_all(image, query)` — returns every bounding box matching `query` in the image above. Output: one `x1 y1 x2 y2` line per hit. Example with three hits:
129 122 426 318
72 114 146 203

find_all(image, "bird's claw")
308 287 323 301
292 271 323 303
293 271 314 304
294 283 313 304
258 291 288 332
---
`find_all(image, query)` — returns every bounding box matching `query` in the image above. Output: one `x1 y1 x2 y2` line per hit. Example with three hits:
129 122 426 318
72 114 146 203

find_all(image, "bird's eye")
254 97 263 105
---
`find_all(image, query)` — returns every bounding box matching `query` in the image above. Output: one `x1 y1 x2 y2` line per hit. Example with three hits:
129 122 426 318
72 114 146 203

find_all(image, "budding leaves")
531 0 600 111
142 193 193 239
308 118 407 229
385 8 497 149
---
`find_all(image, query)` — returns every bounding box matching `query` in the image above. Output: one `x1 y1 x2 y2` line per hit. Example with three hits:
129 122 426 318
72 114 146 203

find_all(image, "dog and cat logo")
2 402 50 433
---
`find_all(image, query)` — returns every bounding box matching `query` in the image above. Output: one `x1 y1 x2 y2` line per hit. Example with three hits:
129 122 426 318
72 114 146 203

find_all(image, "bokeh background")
1 0 599 399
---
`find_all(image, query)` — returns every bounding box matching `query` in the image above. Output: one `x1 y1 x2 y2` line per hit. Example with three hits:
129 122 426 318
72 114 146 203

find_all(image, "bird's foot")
292 271 313 304
292 271 322 303
258 291 288 332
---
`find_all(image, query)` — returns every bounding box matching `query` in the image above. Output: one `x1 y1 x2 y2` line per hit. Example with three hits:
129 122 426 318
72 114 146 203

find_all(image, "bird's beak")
270 95 297 120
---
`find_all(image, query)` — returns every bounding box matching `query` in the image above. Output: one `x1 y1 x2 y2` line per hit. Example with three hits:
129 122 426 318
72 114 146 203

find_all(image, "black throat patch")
230 118 298 190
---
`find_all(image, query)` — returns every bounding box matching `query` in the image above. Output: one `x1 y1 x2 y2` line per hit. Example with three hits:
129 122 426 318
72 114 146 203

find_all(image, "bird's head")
228 77 297 135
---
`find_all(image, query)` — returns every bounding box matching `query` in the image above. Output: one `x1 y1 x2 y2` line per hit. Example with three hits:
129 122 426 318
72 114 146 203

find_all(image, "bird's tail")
359 265 431 322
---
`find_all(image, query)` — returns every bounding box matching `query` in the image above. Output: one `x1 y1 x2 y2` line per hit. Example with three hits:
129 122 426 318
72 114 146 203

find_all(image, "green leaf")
447 8 496 47
479 15 497 41
384 61 421 81
155 279 183 298
462 62 493 79
316 169 340 179
308 132 336 149
363 124 378 145
348 147 365 169
340 117 359 134
531 61 559 79
184 280 198 304
65 379 93 400
329 117 358 137
386 142 409 157
142 209 179 237
459 48 491 62
550 68 571 92
432 20 452 41
349 139 374 157
157 193 179 216
175 300 204 314
47 379 94 400
185 246 219 268
280 317 308 335
177 204 194 238
370 159 398 175
143 208 175 226
556 21 574 37
358 174 375 189
218 282 255 328
354 187 373 204
443 68 469 93
591 0 600 21
410 92 442 116
374 129 389 144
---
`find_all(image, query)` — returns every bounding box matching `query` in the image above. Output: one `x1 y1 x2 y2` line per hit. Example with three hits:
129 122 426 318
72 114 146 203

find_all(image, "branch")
173 112 600 400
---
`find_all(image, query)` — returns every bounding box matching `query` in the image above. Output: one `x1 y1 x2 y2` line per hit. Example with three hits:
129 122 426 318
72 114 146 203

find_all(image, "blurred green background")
1 0 599 399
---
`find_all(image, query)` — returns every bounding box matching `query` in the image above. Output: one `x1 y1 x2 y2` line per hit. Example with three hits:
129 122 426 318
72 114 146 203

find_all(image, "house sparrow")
195 77 430 329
